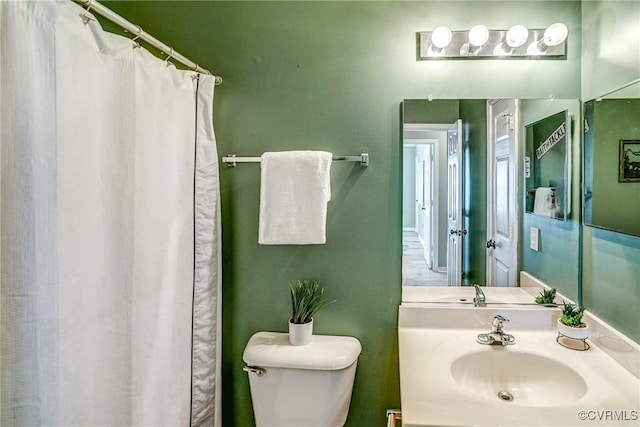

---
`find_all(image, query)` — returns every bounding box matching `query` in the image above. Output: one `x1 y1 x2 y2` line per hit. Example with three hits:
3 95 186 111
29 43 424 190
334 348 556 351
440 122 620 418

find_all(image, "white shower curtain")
0 1 221 426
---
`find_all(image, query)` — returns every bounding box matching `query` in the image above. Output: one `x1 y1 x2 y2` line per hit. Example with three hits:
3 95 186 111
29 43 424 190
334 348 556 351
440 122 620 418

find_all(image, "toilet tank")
243 332 362 427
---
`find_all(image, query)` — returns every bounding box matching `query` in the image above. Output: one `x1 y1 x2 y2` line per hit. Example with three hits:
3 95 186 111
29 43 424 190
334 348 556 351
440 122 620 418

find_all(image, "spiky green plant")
560 302 586 327
289 280 335 324
535 288 557 305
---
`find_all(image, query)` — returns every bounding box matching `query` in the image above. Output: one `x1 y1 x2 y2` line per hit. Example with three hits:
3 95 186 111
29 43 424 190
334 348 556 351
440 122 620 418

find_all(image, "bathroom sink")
398 304 640 426
450 350 587 406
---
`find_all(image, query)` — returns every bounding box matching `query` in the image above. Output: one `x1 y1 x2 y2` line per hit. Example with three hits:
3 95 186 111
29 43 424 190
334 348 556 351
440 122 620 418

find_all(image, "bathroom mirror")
524 110 572 220
402 98 581 304
402 99 477 288
583 79 640 237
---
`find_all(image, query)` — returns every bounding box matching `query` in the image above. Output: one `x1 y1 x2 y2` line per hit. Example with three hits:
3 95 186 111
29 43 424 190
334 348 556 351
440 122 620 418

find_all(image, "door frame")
486 99 520 287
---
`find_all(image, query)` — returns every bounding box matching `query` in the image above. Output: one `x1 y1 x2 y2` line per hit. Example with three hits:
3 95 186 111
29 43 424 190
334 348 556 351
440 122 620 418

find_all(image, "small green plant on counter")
560 302 586 327
290 280 335 324
535 288 557 305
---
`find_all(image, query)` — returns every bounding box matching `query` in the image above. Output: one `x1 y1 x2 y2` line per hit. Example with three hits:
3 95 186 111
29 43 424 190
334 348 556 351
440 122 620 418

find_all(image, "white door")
487 99 518 287
447 120 463 286
415 146 434 269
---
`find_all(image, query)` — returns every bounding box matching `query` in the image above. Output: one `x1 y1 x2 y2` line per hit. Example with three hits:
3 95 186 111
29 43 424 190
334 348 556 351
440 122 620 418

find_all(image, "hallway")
402 231 447 286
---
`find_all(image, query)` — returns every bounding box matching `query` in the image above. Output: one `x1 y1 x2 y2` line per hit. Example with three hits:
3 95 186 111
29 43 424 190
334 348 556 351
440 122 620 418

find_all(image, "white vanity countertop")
398 305 640 427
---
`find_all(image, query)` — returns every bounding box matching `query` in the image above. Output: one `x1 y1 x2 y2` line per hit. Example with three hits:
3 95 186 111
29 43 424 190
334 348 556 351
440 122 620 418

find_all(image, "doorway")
402 124 449 286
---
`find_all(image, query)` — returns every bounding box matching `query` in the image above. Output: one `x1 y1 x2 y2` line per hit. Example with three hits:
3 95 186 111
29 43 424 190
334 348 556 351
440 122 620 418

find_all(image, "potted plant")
289 280 335 346
535 288 557 306
557 301 588 340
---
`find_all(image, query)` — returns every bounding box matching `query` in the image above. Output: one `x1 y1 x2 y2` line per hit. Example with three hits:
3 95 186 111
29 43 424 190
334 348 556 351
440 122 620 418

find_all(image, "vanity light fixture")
418 23 568 60
461 24 489 55
527 23 569 55
494 24 529 55
428 25 452 56
543 23 569 47
506 25 529 48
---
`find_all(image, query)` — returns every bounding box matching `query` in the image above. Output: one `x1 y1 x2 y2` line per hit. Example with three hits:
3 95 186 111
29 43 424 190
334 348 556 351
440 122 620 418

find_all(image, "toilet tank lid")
243 332 362 371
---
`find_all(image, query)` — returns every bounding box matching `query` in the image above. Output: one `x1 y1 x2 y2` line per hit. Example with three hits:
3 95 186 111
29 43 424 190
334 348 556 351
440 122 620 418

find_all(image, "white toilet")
243 331 362 427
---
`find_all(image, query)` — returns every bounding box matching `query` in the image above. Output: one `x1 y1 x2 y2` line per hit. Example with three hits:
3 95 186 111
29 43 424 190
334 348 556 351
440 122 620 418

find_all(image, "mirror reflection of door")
447 120 463 286
415 153 434 269
487 99 518 287
402 125 448 286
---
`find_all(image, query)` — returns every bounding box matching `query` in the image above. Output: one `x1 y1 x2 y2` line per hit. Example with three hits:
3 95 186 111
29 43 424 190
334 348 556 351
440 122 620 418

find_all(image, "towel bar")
222 153 369 167
527 187 556 193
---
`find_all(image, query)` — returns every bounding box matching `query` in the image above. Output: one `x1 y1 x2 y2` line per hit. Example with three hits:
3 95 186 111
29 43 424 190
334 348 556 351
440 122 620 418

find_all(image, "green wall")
459 100 488 286
585 99 640 236
520 99 581 303
403 100 459 125
105 1 583 425
582 228 640 342
581 0 640 342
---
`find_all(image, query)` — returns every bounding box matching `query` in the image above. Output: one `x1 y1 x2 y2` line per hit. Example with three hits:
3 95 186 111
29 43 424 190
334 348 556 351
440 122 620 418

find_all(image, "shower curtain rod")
73 0 223 85
595 77 640 100
222 153 370 167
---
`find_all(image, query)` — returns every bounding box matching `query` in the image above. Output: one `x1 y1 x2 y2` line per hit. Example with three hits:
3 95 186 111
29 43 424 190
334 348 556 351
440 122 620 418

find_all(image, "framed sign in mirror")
619 140 640 183
524 110 571 220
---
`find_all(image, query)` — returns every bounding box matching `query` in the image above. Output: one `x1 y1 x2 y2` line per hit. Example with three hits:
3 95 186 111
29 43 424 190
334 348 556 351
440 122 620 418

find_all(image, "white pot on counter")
557 318 589 340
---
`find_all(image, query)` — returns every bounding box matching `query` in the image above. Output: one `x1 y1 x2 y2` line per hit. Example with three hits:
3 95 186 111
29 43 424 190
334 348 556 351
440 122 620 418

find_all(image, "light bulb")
526 42 546 55
468 25 489 48
543 23 568 47
431 26 452 49
506 24 529 48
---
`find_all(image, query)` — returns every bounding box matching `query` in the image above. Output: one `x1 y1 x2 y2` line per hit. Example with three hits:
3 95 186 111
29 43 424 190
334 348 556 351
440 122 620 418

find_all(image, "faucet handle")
492 314 509 331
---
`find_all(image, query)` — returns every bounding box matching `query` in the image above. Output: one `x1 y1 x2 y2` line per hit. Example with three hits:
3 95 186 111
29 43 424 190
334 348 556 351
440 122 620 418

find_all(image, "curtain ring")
79 0 95 25
80 13 95 25
131 25 143 48
165 47 174 66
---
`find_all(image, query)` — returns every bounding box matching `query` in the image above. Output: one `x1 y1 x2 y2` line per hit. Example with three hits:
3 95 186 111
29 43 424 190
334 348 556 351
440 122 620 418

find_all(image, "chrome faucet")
477 314 515 346
473 284 486 307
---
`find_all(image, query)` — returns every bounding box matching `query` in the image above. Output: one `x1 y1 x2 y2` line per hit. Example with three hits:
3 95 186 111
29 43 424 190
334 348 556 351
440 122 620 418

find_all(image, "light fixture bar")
418 27 567 60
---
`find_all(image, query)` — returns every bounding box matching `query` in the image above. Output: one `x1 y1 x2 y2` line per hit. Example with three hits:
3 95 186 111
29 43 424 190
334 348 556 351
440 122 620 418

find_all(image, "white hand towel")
259 151 332 245
533 187 556 217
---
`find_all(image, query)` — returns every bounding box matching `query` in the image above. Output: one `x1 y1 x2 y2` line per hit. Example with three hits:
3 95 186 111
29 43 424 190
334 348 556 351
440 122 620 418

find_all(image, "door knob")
486 239 496 249
450 229 457 235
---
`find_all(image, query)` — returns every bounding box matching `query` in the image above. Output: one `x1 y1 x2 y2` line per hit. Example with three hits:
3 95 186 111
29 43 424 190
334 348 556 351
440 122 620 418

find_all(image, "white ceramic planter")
557 318 589 340
289 319 313 346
